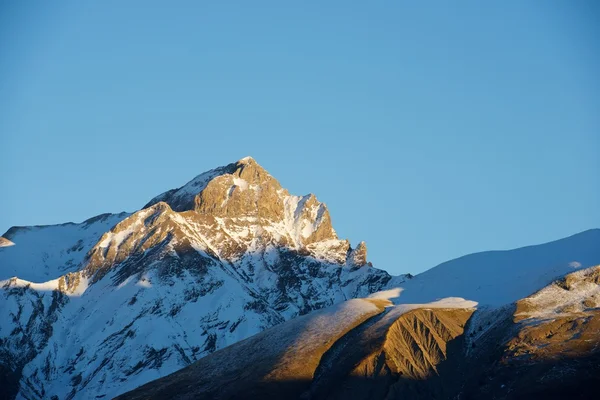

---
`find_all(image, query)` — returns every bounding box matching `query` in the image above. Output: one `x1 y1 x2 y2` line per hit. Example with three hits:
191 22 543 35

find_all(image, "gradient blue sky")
1 1 598 275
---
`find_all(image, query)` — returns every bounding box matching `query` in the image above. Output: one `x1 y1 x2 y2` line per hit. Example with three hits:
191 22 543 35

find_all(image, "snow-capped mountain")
0 157 401 400
2 157 598 400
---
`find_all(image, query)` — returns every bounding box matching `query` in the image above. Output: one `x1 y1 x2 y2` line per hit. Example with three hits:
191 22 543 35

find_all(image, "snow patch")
368 288 403 302
232 177 249 191
516 265 600 320
136 275 153 288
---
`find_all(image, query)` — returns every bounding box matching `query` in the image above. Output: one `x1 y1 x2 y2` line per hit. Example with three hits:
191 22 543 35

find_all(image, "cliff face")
308 307 475 400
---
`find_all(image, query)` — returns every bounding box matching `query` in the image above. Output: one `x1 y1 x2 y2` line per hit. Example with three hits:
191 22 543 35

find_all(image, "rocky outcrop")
143 162 239 212
514 265 600 320
144 157 337 247
346 241 368 267
462 266 600 400
308 307 474 400
194 158 285 220
0 237 14 247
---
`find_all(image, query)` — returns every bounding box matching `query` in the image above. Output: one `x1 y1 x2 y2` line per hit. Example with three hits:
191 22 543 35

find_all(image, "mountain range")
1 157 598 400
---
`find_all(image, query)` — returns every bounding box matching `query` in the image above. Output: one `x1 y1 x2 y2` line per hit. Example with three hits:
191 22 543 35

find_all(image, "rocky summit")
0 157 403 400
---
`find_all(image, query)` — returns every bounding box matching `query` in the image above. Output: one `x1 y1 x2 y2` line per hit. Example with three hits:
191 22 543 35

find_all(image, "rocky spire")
347 241 368 267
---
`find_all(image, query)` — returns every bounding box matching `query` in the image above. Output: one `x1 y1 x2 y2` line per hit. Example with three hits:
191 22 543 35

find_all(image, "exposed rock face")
144 162 239 212
0 157 400 400
144 157 337 247
462 266 600 400
194 158 285 220
0 237 14 247
347 241 368 267
514 264 600 320
309 307 474 400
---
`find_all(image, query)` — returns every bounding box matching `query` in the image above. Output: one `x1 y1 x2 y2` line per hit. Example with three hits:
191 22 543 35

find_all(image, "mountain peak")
143 157 339 246
0 155 394 400
192 158 283 220
238 155 255 163
144 156 273 212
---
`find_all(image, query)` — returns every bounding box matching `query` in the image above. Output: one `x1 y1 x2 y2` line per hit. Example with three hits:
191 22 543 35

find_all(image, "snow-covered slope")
118 297 388 400
0 213 129 282
0 157 400 400
118 291 478 400
388 229 600 306
119 266 600 400
514 264 600 321
116 228 600 400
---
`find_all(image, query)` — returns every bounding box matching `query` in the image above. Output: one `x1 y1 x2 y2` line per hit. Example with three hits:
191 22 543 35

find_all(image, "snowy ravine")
0 157 402 400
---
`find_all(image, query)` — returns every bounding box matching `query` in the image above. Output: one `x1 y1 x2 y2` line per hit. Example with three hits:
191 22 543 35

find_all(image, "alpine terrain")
0 157 403 400
120 231 600 400
1 157 599 400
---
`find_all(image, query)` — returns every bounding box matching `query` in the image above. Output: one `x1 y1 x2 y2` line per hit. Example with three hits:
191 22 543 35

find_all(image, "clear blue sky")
1 1 598 275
